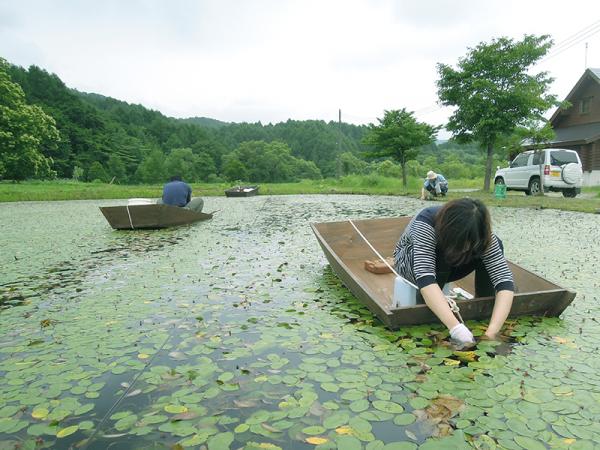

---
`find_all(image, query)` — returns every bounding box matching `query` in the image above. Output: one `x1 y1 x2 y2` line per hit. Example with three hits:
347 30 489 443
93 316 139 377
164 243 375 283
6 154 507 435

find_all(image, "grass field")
1 177 599 213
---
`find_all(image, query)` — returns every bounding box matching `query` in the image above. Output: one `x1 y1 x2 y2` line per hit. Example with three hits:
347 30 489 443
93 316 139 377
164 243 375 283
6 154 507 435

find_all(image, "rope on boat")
347 219 416 289
445 294 464 324
348 219 463 323
83 331 173 449
126 204 135 229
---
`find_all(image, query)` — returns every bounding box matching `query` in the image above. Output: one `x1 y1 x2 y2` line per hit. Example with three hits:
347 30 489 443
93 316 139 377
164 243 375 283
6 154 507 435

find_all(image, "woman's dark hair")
169 175 182 182
434 198 492 266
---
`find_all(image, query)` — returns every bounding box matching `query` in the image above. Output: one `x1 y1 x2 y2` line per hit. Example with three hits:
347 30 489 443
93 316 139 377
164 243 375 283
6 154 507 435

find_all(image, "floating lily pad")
323 412 350 429
164 404 188 414
56 425 79 438
372 401 403 414
393 414 416 426
513 436 546 450
303 425 326 435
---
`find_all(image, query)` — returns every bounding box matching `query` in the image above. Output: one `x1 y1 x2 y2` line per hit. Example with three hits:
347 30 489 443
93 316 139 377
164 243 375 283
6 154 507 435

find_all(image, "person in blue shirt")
421 170 448 200
160 176 204 212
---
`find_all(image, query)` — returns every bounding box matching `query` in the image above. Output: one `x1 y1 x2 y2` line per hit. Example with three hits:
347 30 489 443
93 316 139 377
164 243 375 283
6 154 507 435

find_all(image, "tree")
335 152 368 176
222 156 248 182
165 148 201 182
87 161 109 182
437 35 560 190
222 140 319 183
293 158 322 180
374 159 402 178
135 149 166 183
106 155 127 183
195 151 217 181
72 166 84 181
162 147 217 182
0 58 58 180
362 109 438 187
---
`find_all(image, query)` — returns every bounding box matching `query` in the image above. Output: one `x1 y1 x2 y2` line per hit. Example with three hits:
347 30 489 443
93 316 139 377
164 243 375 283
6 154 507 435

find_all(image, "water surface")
1 196 599 449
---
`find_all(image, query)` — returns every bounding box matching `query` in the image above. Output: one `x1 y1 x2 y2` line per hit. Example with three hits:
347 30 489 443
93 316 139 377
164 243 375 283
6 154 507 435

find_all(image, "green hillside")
1 57 494 184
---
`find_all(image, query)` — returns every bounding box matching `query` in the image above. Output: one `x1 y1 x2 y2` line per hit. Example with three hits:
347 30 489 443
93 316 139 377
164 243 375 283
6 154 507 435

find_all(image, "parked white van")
494 148 583 197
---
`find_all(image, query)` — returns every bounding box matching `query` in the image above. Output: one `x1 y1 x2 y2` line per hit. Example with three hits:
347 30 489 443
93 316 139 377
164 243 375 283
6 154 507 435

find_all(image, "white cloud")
1 0 599 135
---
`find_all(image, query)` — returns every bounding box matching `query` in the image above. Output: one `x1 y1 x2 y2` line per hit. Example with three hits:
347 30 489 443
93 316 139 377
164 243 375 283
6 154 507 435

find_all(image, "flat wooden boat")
311 217 576 328
100 204 213 230
225 186 259 197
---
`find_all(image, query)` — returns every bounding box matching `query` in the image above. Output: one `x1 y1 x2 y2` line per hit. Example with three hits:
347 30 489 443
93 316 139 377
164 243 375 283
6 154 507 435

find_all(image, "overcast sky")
1 0 599 137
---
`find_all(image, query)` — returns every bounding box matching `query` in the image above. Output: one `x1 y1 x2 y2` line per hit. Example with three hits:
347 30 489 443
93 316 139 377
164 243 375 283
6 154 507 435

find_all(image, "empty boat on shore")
225 186 259 197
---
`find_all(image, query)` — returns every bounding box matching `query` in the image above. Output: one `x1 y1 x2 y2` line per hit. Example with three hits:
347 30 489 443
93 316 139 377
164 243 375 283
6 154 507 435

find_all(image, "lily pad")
393 414 416 426
56 425 79 438
372 401 404 414
165 404 188 414
303 425 327 435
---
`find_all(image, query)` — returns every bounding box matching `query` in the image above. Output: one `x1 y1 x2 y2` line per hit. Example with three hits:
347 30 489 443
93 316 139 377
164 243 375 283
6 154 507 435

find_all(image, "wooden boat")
311 217 576 329
225 185 259 197
100 204 213 230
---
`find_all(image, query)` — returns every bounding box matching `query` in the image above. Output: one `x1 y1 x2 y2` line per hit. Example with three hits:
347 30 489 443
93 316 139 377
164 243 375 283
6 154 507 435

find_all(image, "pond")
1 195 599 450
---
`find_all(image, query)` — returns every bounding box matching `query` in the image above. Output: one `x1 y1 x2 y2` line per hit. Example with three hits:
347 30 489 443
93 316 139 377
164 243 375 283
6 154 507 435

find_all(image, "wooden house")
545 68 600 186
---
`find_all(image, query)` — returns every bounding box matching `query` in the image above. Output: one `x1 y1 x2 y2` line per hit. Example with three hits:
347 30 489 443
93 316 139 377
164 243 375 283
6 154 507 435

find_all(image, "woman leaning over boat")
393 198 514 346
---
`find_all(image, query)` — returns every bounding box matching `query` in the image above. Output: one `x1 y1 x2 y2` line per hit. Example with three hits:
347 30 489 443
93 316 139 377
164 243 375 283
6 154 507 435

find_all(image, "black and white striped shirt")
393 207 514 291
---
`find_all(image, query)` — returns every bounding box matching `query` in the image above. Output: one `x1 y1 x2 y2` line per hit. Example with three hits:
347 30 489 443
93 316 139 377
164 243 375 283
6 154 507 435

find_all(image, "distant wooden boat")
225 186 259 197
100 203 213 230
311 217 576 329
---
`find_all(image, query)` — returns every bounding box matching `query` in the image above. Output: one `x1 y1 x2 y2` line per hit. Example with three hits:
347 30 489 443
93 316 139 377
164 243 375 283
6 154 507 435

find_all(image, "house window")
579 96 592 114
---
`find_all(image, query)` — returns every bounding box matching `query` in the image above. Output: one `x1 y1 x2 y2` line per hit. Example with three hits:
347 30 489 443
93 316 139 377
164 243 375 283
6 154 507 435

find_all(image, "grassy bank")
444 190 600 214
0 176 480 201
1 177 599 213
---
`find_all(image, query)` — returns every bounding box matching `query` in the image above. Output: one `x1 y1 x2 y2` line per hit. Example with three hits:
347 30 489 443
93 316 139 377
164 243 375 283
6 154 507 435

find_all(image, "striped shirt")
393 207 514 292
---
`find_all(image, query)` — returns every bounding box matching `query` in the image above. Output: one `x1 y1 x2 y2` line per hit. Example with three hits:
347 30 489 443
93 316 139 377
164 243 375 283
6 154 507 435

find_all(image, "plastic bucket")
494 184 507 199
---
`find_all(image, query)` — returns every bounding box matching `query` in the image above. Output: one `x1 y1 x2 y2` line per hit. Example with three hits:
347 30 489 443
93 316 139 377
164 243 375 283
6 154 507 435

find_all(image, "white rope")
347 219 417 289
349 219 463 322
126 205 134 230
445 294 464 324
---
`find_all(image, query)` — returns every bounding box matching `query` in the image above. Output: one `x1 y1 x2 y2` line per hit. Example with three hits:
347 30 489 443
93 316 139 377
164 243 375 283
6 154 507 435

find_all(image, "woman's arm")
485 289 513 338
420 284 460 330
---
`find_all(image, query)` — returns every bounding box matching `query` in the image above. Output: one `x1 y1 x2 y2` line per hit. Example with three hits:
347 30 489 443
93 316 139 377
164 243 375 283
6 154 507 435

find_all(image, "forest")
1 58 497 184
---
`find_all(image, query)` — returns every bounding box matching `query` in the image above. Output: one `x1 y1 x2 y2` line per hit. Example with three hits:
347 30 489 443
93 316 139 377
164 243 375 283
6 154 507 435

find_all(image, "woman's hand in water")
449 323 475 346
482 330 501 341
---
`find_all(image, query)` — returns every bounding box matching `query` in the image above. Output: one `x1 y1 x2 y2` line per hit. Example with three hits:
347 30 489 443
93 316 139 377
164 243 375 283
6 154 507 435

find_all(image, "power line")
345 21 600 126
540 19 600 63
414 104 443 116
549 19 600 53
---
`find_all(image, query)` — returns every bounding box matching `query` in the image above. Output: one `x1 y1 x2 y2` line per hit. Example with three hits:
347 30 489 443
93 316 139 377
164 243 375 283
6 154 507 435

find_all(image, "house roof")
547 122 600 145
550 68 600 124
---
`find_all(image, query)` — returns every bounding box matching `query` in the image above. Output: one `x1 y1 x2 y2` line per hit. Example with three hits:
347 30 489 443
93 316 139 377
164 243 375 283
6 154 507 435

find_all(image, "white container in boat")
452 287 474 299
392 276 417 308
128 198 154 205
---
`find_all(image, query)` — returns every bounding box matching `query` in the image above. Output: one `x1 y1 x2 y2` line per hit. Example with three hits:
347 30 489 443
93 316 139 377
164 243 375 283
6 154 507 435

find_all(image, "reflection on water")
1 225 190 310
0 196 597 449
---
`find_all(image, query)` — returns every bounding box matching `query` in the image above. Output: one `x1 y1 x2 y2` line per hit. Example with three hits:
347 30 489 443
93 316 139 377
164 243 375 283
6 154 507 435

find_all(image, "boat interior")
312 217 562 309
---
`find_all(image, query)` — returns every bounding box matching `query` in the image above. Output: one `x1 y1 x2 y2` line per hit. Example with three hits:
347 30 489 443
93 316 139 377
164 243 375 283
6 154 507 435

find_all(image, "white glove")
449 323 475 346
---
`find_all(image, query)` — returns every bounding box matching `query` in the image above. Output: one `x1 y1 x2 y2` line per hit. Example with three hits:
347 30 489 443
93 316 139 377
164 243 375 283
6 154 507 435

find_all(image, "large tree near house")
436 35 559 191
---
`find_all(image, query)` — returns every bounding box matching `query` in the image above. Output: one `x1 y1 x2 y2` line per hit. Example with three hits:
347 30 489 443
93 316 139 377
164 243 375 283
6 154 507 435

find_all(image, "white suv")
494 148 583 197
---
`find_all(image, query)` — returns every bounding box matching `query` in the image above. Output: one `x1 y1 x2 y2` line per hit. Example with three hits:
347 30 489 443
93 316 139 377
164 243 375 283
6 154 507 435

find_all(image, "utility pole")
338 109 342 154
585 42 588 69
